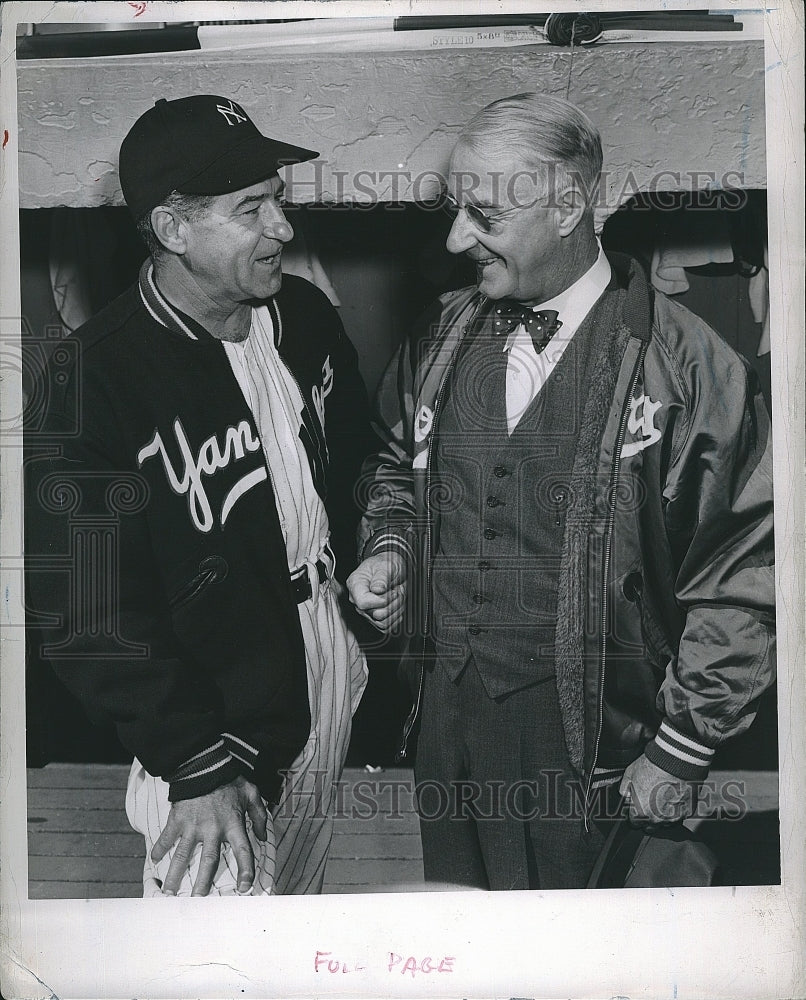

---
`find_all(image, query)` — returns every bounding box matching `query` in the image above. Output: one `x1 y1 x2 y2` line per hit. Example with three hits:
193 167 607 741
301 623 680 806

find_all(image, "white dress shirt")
504 243 612 434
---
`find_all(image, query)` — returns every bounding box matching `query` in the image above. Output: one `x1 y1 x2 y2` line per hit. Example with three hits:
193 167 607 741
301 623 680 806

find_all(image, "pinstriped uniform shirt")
223 306 330 572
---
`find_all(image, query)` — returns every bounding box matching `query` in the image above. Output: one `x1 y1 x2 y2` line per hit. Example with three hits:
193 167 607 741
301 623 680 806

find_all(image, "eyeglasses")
440 192 530 234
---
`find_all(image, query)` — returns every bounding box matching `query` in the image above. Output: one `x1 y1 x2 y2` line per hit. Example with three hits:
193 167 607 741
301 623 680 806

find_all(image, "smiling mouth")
257 251 281 264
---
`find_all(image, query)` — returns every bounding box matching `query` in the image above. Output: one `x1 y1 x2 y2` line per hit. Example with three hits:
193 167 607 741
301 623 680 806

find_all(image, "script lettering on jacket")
621 393 663 458
311 354 334 433
412 404 434 470
137 417 267 532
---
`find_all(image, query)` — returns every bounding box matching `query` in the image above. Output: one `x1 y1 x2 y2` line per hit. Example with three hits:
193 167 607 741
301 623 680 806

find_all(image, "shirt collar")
533 240 611 340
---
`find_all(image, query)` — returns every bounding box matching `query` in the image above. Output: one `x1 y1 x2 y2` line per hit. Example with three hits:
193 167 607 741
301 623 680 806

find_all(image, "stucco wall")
17 40 765 218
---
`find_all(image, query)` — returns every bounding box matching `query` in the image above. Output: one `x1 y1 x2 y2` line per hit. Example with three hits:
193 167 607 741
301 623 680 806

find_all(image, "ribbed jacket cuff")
166 738 244 802
590 767 625 790
222 732 260 772
644 719 716 781
367 529 415 565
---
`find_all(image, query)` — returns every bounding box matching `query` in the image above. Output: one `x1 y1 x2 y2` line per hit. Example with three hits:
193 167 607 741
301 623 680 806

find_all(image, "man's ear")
150 205 187 255
557 181 589 237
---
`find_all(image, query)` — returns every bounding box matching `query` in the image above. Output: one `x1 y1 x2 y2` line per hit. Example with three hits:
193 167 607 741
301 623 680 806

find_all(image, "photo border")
1 2 803 998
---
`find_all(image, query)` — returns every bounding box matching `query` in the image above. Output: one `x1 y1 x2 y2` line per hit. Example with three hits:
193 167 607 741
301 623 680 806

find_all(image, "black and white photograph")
1 2 803 998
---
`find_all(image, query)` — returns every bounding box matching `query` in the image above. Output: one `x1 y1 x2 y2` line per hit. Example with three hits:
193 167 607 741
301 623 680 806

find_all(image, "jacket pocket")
168 555 229 612
622 571 672 669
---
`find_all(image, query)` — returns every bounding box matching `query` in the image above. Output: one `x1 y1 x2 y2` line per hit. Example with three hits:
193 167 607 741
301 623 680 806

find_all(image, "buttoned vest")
431 292 617 699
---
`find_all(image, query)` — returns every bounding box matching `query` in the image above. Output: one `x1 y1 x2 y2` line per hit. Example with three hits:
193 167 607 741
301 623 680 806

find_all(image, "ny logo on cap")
216 100 248 126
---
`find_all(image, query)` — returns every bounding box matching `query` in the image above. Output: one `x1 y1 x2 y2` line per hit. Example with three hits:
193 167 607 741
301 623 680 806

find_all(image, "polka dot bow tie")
492 303 562 354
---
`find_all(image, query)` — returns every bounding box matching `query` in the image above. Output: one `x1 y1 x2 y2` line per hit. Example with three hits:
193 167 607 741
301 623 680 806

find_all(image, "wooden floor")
27 764 423 898
27 764 780 898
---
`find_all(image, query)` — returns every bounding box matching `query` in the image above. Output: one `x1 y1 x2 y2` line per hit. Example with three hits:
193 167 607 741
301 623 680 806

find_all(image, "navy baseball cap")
119 95 319 219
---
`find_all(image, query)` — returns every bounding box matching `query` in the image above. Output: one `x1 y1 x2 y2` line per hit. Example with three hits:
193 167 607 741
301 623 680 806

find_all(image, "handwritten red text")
314 951 366 974
388 953 455 977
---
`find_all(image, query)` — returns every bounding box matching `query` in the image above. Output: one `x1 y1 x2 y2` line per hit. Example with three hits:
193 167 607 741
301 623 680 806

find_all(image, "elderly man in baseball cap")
25 96 373 896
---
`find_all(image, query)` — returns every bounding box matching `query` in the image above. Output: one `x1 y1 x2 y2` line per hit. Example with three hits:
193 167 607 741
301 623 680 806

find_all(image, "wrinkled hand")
619 754 698 828
151 775 268 896
346 551 407 633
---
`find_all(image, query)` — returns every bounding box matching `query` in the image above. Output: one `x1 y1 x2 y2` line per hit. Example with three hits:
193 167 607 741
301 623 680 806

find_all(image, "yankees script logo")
138 418 267 533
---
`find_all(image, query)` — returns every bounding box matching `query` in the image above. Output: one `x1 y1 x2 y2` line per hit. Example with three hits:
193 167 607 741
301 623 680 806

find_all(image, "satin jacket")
358 254 775 801
25 266 373 804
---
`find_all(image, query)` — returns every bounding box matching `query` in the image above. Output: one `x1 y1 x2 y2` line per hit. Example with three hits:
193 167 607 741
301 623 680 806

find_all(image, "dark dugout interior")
21 190 776 772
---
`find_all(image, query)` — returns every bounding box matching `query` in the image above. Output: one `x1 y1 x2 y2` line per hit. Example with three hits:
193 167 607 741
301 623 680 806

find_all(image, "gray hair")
454 92 603 210
135 190 218 259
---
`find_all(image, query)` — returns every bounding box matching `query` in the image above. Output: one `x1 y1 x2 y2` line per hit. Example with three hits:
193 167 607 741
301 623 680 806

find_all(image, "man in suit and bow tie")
348 93 775 889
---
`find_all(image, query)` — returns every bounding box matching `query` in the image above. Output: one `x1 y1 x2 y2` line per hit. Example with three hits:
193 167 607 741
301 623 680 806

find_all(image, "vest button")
483 528 497 539
486 495 501 508
493 466 508 478
468 625 482 635
478 560 491 571
472 593 485 604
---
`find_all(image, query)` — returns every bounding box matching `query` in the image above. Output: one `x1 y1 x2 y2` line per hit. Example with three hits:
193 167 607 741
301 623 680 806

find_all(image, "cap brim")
177 133 319 196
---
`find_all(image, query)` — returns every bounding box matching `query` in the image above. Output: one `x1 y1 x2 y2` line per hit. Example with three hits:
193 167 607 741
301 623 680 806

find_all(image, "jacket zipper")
396 634 427 761
583 339 648 828
396 297 485 761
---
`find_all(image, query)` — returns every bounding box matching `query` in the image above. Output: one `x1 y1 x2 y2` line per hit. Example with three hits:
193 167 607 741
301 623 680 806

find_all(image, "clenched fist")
347 551 407 633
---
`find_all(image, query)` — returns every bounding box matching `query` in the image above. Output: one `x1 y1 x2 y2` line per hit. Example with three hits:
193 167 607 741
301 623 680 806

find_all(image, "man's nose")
261 203 294 243
445 209 478 255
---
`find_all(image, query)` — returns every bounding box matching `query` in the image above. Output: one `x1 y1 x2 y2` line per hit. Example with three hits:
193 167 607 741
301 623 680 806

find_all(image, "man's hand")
619 754 698 828
346 551 407 633
151 775 268 896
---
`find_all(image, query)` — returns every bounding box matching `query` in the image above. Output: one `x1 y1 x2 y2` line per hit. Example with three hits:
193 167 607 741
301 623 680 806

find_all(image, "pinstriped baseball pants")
125 580 367 896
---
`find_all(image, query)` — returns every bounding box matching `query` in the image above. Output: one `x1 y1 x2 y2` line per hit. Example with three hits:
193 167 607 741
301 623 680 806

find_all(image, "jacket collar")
139 259 207 341
138 259 282 346
605 251 654 343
